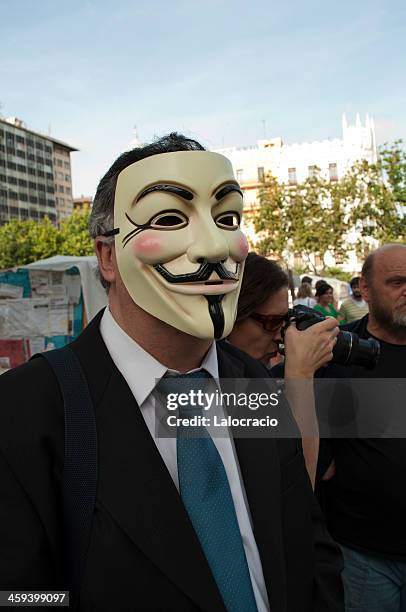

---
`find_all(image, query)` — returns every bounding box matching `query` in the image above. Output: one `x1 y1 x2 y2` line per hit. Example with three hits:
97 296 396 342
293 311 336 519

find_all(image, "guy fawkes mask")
111 151 248 339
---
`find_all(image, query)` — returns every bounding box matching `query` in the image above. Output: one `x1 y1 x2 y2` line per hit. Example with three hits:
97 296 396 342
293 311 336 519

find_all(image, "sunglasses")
249 312 287 332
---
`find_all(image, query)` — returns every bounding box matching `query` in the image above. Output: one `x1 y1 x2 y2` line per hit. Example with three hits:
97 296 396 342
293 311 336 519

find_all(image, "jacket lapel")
217 344 287 611
71 313 226 612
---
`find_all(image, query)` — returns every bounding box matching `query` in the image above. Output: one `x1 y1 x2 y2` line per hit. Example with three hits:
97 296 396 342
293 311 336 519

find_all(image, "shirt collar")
100 306 219 407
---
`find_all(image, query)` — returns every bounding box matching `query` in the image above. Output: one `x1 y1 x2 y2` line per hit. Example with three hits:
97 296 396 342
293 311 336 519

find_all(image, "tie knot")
156 370 212 418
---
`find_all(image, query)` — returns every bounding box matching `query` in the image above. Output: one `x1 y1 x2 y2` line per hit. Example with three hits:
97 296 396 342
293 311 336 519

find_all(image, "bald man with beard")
318 243 406 612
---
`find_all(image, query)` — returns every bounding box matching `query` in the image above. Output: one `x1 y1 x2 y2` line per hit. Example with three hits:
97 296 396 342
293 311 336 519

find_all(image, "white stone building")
215 114 378 272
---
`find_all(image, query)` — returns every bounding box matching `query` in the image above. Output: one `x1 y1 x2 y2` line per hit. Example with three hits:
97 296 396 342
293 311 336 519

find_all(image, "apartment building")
0 116 77 224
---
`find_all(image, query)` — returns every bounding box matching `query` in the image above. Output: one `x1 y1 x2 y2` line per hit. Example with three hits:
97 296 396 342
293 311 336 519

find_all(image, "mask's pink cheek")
232 233 249 261
132 232 164 263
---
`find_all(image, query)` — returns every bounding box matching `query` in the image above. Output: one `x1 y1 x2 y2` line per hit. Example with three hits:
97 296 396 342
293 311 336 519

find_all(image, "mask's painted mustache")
153 261 240 284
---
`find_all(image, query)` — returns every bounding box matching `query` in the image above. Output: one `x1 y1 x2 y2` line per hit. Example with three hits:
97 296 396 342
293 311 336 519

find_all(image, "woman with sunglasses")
228 252 339 487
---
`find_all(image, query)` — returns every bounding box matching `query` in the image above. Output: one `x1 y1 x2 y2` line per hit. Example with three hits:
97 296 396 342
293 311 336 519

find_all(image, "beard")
370 288 406 334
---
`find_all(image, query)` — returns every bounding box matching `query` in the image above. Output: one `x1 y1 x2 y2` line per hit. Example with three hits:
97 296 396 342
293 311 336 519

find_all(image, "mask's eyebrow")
214 183 243 201
136 183 194 203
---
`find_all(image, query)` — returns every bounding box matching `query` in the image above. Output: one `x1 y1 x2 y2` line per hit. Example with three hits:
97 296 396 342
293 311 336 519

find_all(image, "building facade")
73 195 93 210
0 117 77 225
215 114 378 271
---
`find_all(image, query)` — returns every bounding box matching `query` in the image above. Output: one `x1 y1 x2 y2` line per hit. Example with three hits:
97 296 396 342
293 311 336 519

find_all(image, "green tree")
253 174 287 259
253 171 348 274
0 217 61 268
59 205 94 256
345 146 406 252
0 206 94 269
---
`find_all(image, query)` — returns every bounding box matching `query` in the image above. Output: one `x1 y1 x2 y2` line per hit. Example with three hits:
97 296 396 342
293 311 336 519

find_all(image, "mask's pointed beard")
205 295 225 339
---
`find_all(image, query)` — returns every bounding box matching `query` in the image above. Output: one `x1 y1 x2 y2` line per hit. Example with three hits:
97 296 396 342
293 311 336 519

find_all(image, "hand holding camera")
282 305 380 370
284 316 339 378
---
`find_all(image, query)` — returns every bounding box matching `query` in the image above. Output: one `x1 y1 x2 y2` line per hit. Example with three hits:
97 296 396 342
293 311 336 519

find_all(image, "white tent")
24 255 107 321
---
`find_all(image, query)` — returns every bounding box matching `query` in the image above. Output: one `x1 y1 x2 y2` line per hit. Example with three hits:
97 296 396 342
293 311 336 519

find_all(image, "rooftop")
0 116 78 152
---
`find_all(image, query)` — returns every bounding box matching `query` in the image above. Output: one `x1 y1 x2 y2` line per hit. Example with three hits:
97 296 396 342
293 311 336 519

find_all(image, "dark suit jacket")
0 311 343 611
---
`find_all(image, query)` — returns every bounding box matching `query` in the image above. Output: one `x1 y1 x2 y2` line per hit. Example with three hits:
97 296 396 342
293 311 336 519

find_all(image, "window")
59 185 64 193
64 174 70 182
64 161 70 170
28 181 37 190
308 165 318 178
329 163 338 182
65 187 71 195
17 150 26 158
18 179 27 188
16 135 25 144
19 193 28 202
288 167 297 185
57 159 63 167
7 176 17 185
236 169 243 182
35 142 44 151
7 161 17 171
17 164 26 173
257 167 265 182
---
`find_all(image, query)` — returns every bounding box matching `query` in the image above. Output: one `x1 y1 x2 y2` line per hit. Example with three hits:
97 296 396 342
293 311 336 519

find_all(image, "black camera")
282 305 380 369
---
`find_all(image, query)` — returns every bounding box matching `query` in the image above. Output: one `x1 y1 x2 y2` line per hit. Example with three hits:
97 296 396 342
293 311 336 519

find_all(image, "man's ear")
95 239 116 285
359 276 369 303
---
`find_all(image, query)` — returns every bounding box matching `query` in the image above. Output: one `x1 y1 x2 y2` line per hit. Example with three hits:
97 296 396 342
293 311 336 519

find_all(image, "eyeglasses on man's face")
249 312 287 332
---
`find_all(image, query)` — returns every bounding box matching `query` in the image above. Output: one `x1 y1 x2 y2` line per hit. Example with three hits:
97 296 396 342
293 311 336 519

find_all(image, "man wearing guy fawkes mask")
0 133 344 612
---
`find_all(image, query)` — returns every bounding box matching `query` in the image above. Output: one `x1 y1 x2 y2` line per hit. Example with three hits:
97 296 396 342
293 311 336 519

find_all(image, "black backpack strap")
38 346 97 610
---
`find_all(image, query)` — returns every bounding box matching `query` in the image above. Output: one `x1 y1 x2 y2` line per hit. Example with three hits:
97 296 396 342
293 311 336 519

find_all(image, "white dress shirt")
100 307 269 612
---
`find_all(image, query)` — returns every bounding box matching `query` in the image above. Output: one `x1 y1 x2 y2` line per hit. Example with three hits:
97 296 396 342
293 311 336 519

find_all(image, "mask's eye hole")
149 211 188 230
215 211 241 230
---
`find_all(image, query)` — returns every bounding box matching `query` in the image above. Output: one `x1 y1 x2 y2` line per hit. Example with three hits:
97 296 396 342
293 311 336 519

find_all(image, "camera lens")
333 331 380 369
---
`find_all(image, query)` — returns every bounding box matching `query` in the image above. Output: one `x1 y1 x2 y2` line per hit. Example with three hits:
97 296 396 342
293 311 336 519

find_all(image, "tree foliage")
252 141 406 273
59 205 94 256
0 206 94 269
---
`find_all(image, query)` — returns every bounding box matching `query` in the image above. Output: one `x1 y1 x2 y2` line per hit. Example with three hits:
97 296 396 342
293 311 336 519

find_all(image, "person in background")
302 275 313 286
338 276 369 323
294 282 317 308
313 283 343 321
228 253 339 487
315 279 326 292
318 243 406 611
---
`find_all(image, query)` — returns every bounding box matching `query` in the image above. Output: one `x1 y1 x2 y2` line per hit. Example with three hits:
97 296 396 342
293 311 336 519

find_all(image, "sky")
1 0 406 197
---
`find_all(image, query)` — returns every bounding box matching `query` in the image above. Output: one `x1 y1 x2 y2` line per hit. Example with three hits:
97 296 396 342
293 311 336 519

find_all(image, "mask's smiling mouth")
151 260 241 295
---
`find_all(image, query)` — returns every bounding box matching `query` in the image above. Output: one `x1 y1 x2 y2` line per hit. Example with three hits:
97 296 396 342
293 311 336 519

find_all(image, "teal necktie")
158 371 258 612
